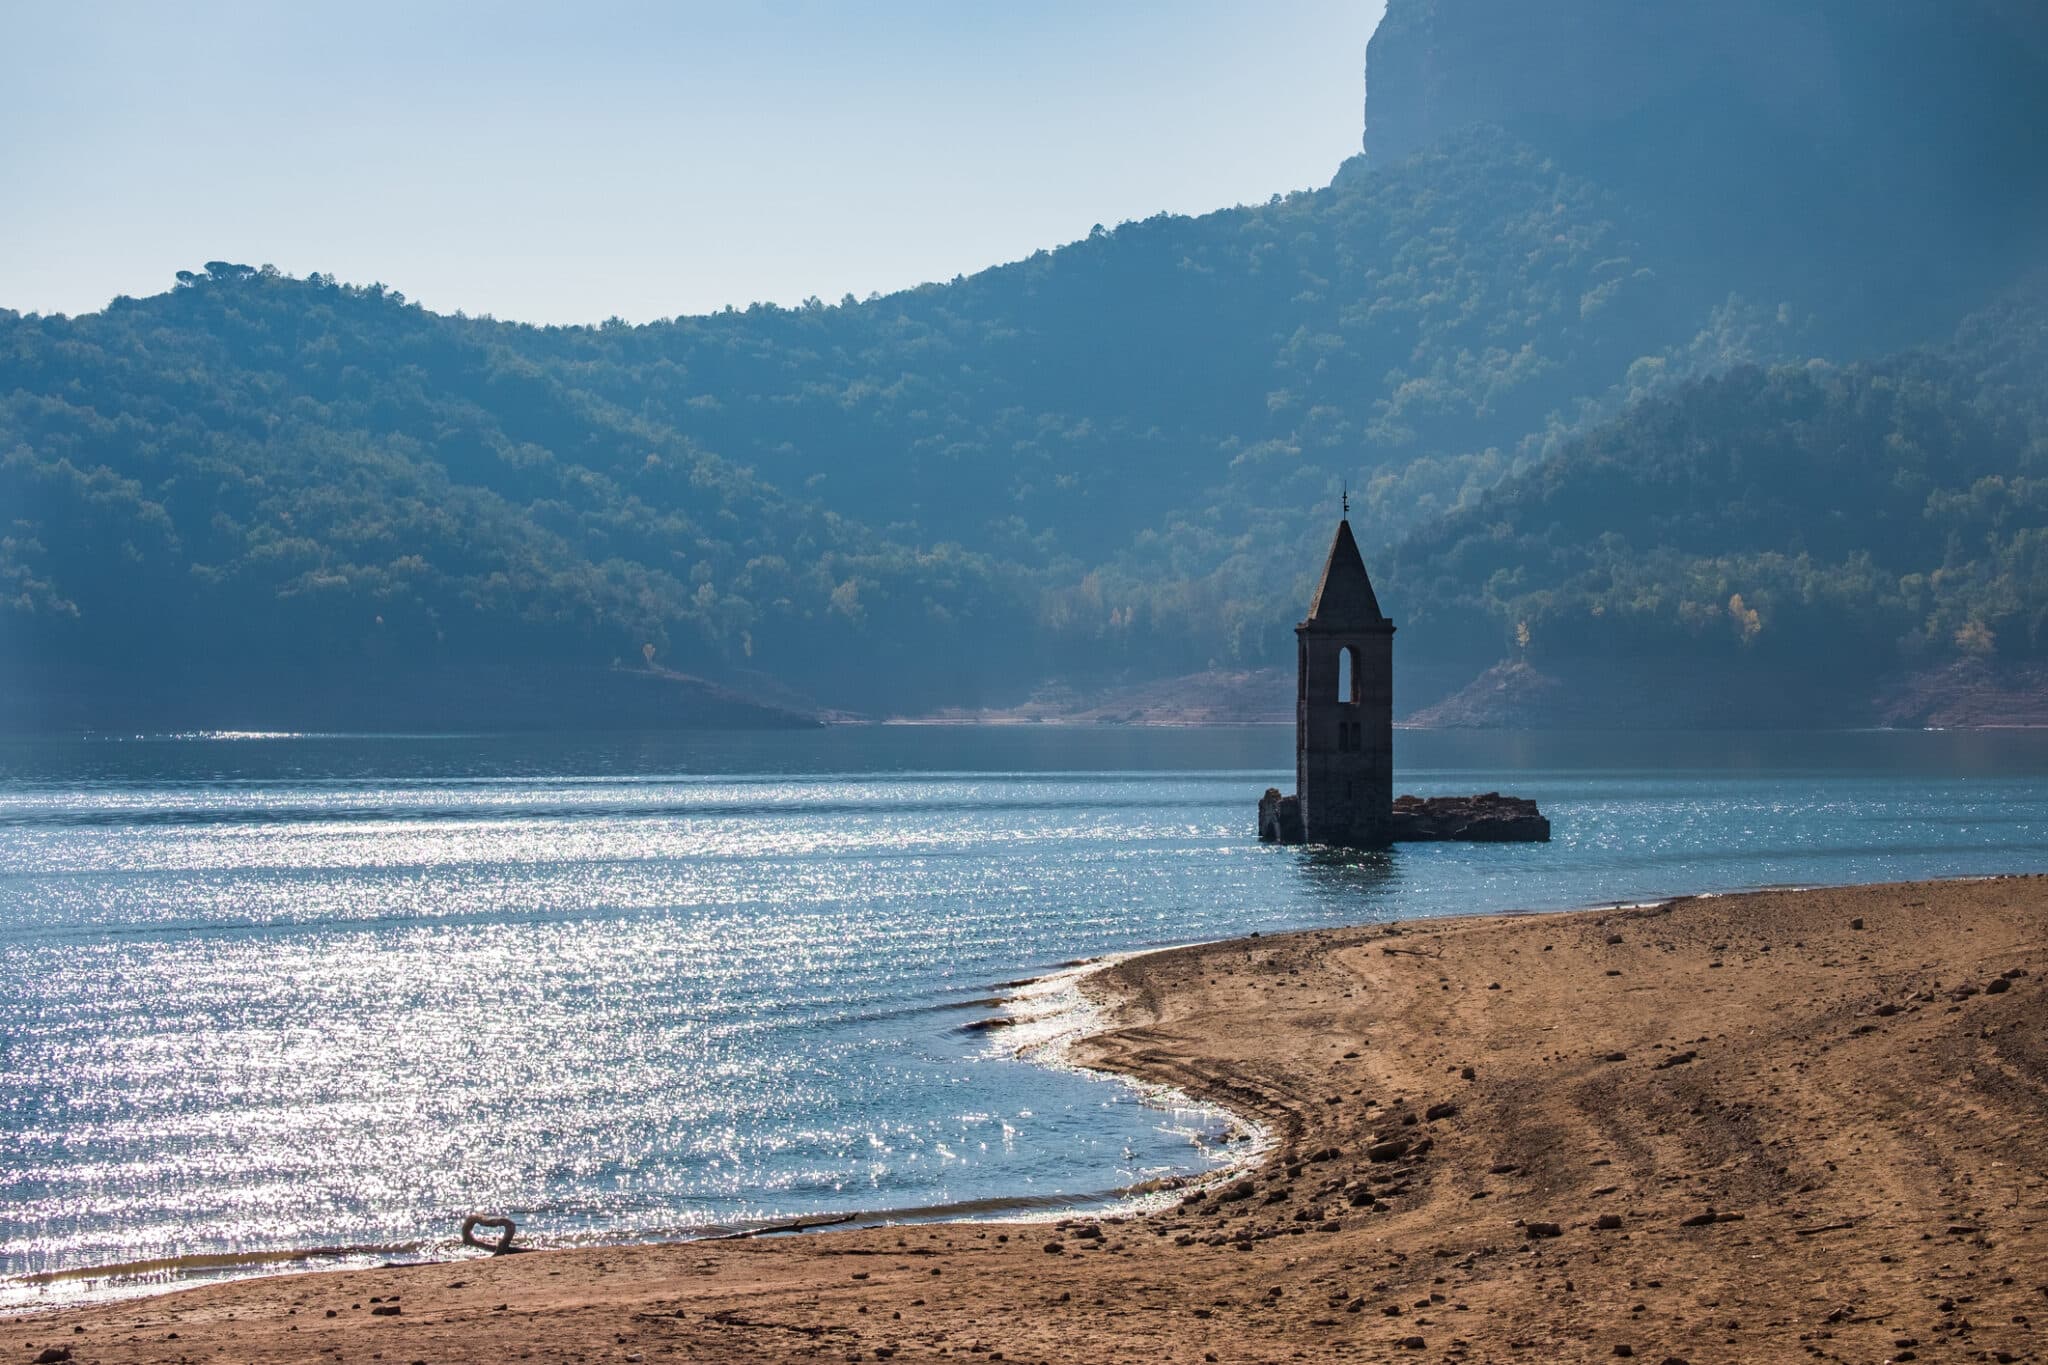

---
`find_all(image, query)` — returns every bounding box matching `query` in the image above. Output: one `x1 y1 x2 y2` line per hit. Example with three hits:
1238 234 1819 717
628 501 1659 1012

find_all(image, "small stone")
1043 1241 1064 1254
1367 1139 1412 1163
1987 977 2012 994
1679 1209 1743 1227
1614 1347 1635 1358
1425 1102 1459 1121
1524 1222 1563 1239
1606 935 1625 945
1653 1051 1698 1070
35 1350 73 1365
1397 1335 1427 1350
370 1304 401 1316
1460 1065 1476 1080
1850 918 1865 930
1595 1214 1623 1231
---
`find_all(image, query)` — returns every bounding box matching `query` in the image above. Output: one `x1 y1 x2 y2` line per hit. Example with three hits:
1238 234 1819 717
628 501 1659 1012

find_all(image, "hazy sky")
1 1 1385 324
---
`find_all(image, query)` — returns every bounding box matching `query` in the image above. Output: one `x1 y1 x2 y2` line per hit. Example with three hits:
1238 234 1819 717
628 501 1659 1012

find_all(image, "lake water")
4 726 2048 1307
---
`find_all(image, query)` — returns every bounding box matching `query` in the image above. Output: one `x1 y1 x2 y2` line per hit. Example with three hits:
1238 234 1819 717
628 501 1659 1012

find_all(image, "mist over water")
4 726 2047 1307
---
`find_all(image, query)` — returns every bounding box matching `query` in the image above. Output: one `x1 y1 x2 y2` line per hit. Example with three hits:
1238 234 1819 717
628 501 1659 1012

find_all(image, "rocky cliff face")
1365 0 1839 168
1364 0 2048 335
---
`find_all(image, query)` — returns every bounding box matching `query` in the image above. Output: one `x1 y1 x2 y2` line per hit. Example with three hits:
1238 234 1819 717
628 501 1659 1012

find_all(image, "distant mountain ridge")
3 1 2045 730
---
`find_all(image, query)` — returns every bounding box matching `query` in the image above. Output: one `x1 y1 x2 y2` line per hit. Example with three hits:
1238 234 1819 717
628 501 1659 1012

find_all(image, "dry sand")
11 876 2048 1363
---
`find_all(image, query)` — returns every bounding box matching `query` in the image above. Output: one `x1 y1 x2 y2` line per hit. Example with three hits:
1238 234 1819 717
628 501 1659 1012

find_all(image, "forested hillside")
1389 281 2048 723
4 0 2045 729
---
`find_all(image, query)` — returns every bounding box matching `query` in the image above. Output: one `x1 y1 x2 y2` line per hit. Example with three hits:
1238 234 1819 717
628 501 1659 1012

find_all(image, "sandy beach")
10 875 2046 1364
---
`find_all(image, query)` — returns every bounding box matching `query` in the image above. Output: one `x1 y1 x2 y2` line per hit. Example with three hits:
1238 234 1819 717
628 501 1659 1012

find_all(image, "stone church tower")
1295 513 1396 847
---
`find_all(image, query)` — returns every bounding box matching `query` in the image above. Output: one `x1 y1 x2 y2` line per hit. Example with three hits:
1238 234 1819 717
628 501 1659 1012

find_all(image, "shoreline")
2 950 1265 1317
0 893 1733 1314
9 873 2047 1361
0 876 2013 1304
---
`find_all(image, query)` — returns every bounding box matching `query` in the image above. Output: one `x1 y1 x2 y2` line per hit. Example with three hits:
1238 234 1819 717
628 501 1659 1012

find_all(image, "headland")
9 876 2045 1362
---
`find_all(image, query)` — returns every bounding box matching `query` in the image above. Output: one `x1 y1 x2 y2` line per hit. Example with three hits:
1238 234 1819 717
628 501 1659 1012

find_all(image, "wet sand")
11 876 2047 1363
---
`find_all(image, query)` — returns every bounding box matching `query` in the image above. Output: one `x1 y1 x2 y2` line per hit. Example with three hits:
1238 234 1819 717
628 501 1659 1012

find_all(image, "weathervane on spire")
1342 481 1349 518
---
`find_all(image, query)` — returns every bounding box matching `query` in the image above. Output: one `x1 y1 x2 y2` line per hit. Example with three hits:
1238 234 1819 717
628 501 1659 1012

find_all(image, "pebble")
1524 1222 1563 1239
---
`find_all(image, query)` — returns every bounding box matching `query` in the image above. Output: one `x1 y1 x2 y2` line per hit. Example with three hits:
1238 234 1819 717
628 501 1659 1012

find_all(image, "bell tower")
1295 510 1396 847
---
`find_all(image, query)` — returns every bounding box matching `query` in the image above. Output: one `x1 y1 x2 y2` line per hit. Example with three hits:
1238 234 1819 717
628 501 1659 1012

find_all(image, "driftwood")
461 1214 526 1254
718 1213 859 1240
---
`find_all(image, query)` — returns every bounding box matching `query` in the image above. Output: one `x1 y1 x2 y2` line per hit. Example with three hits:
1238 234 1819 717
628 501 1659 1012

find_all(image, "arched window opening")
1335 646 1356 704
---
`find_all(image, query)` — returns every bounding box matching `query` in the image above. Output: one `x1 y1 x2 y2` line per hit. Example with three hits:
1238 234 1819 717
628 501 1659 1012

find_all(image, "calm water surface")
4 726 2047 1305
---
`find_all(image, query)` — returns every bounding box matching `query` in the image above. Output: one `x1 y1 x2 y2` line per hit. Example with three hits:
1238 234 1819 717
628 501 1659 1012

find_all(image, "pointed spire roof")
1304 518 1388 628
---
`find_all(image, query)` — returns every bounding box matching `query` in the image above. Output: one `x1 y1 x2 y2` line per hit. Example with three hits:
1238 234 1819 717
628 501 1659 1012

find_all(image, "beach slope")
13 877 2047 1362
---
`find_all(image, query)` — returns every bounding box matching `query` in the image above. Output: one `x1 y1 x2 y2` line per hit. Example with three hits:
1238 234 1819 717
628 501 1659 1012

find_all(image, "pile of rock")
1258 789 1305 844
1388 793 1550 843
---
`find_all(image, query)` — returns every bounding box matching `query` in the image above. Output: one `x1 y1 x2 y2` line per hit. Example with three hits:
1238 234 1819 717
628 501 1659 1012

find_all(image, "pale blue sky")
1 1 1385 323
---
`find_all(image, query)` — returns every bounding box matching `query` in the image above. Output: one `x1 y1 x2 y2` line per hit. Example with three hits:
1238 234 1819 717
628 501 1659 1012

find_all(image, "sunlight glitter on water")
6 727 2048 1306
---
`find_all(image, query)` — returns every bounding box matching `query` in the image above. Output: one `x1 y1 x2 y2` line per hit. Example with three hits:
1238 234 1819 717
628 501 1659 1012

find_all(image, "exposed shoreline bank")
9 874 2047 1362
0 952 1260 1316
